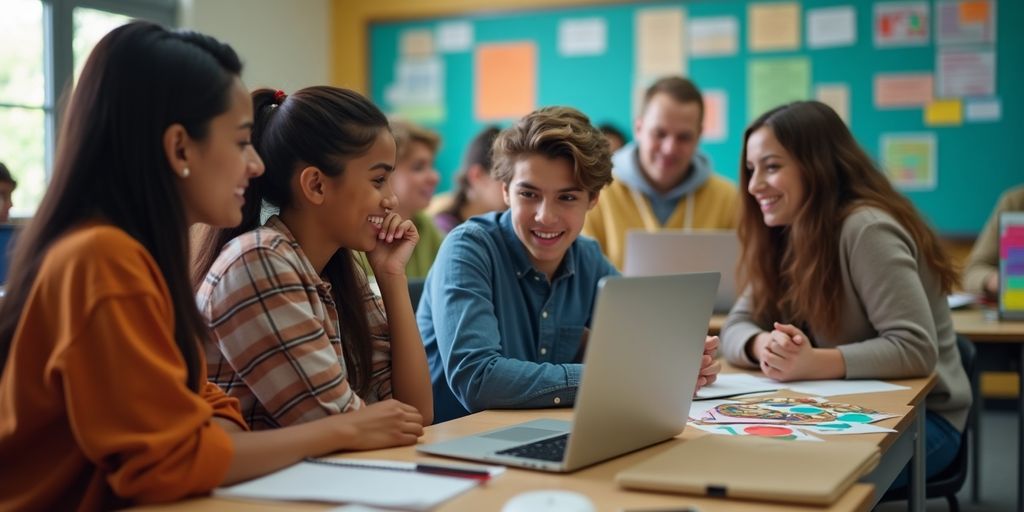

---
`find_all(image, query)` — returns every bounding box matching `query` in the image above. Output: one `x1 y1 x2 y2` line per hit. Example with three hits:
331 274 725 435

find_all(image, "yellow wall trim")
330 0 625 93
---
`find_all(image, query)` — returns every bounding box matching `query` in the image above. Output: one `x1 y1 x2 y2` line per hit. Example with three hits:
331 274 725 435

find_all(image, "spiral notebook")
215 458 501 511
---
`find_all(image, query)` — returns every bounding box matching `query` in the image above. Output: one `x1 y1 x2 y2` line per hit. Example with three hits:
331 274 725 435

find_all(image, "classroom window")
0 0 175 220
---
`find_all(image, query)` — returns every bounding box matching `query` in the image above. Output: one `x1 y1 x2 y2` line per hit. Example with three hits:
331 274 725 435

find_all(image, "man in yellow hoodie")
583 76 739 269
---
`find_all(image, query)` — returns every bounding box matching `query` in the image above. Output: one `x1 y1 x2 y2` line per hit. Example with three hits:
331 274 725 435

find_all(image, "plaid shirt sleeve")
353 265 393 403
204 244 366 426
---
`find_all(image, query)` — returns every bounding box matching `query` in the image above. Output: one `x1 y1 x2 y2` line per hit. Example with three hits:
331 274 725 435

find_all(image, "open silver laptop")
417 272 719 472
623 230 739 313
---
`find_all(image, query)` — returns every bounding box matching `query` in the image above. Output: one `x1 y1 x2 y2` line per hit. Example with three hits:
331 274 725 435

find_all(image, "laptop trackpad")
481 426 563 442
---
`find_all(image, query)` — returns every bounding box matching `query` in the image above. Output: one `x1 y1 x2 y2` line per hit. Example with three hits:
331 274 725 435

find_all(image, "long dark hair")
443 126 500 221
0 22 242 390
737 101 957 334
192 86 389 395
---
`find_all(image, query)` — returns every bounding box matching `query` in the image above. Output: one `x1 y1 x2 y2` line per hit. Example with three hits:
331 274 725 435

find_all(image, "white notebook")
215 459 488 511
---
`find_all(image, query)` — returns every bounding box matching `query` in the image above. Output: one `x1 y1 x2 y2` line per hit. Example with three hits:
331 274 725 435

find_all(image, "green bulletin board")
370 0 1022 235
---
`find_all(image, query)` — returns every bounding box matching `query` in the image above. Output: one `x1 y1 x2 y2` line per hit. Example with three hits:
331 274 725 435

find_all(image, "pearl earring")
181 167 190 178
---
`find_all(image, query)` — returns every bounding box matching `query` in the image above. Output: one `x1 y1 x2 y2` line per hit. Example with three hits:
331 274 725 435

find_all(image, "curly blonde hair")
492 106 613 196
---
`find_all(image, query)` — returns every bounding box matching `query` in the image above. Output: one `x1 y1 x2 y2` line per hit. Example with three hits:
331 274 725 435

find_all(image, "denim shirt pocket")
554 325 587 363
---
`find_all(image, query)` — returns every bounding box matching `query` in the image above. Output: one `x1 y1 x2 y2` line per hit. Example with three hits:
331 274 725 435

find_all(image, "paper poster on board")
881 133 937 191
936 0 996 45
875 2 930 47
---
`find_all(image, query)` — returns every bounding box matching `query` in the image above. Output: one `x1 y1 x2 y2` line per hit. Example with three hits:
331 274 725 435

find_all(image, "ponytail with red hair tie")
273 89 287 104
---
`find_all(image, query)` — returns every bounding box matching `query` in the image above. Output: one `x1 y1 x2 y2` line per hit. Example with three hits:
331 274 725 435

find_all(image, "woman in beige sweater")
721 101 971 489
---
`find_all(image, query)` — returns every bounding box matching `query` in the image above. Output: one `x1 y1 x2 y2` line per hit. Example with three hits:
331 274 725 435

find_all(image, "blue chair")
0 224 17 286
408 277 426 312
880 335 978 512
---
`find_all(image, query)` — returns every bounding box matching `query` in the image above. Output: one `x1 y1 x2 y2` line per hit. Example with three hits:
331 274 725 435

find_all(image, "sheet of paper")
875 1 930 47
695 372 777 400
807 5 857 49
881 133 937 191
748 57 810 121
938 48 996 98
636 7 686 78
749 2 801 51
816 83 851 125
436 21 473 53
874 73 933 108
693 423 823 441
797 422 897 435
924 99 963 126
965 97 1002 122
558 17 607 56
475 43 536 121
400 29 435 58
947 292 977 309
215 461 479 511
785 379 913 397
936 0 995 45
688 16 738 57
384 57 445 123
701 89 728 142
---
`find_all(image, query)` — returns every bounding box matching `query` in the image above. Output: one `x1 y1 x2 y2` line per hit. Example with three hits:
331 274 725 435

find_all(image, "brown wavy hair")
492 106 613 196
737 101 957 334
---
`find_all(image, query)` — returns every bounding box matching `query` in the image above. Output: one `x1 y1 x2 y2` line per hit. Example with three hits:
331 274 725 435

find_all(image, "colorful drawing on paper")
875 1 930 47
881 133 937 191
700 397 895 425
693 423 822 441
936 0 995 45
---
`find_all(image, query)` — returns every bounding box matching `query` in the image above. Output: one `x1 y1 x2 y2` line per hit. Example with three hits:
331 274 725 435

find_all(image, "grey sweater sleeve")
836 212 938 379
721 287 766 369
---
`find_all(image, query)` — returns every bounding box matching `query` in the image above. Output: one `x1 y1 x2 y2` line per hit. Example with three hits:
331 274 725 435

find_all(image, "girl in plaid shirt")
193 86 433 442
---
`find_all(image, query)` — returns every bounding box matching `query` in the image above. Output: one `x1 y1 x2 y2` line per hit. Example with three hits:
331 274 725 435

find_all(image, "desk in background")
134 370 938 512
952 307 1024 511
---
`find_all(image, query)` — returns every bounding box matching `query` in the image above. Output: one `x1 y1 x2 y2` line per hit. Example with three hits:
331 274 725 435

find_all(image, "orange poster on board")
475 42 536 121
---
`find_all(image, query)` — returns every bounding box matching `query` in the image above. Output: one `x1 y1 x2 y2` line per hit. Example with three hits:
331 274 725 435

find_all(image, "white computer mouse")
501 490 596 512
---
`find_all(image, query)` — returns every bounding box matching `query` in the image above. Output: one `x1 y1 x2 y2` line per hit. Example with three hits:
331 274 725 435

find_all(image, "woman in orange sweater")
0 22 422 511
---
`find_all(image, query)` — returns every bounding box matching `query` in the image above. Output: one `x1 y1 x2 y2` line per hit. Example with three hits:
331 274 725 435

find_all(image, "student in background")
431 126 506 234
418 106 720 423
583 76 739 269
721 101 971 486
598 123 627 153
598 122 626 152
963 184 1024 299
192 87 432 430
0 162 16 223
387 119 444 277
0 22 422 511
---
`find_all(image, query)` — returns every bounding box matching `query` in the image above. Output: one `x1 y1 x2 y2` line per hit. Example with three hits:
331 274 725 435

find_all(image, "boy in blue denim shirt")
417 107 721 423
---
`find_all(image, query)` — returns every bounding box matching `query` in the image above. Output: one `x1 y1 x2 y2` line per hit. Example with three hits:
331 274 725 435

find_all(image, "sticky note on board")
749 3 801 51
924 99 963 126
475 42 536 120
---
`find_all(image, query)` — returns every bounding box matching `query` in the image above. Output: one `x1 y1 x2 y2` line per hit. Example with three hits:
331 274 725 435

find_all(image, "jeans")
889 410 962 490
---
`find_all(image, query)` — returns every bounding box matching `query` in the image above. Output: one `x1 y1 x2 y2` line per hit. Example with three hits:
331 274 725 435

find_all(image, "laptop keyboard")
495 433 570 462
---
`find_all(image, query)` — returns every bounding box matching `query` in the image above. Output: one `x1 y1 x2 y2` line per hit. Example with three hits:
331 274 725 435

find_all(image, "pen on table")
414 462 492 481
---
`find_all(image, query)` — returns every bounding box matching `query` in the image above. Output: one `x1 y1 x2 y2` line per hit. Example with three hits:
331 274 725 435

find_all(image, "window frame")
3 0 177 219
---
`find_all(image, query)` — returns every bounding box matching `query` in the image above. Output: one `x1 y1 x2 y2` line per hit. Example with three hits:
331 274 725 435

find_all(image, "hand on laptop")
694 335 721 393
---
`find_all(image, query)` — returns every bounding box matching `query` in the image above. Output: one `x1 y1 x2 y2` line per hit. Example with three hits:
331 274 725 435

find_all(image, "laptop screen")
999 212 1024 320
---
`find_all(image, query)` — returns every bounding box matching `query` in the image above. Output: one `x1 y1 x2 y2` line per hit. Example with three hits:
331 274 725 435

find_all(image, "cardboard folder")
616 435 880 505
